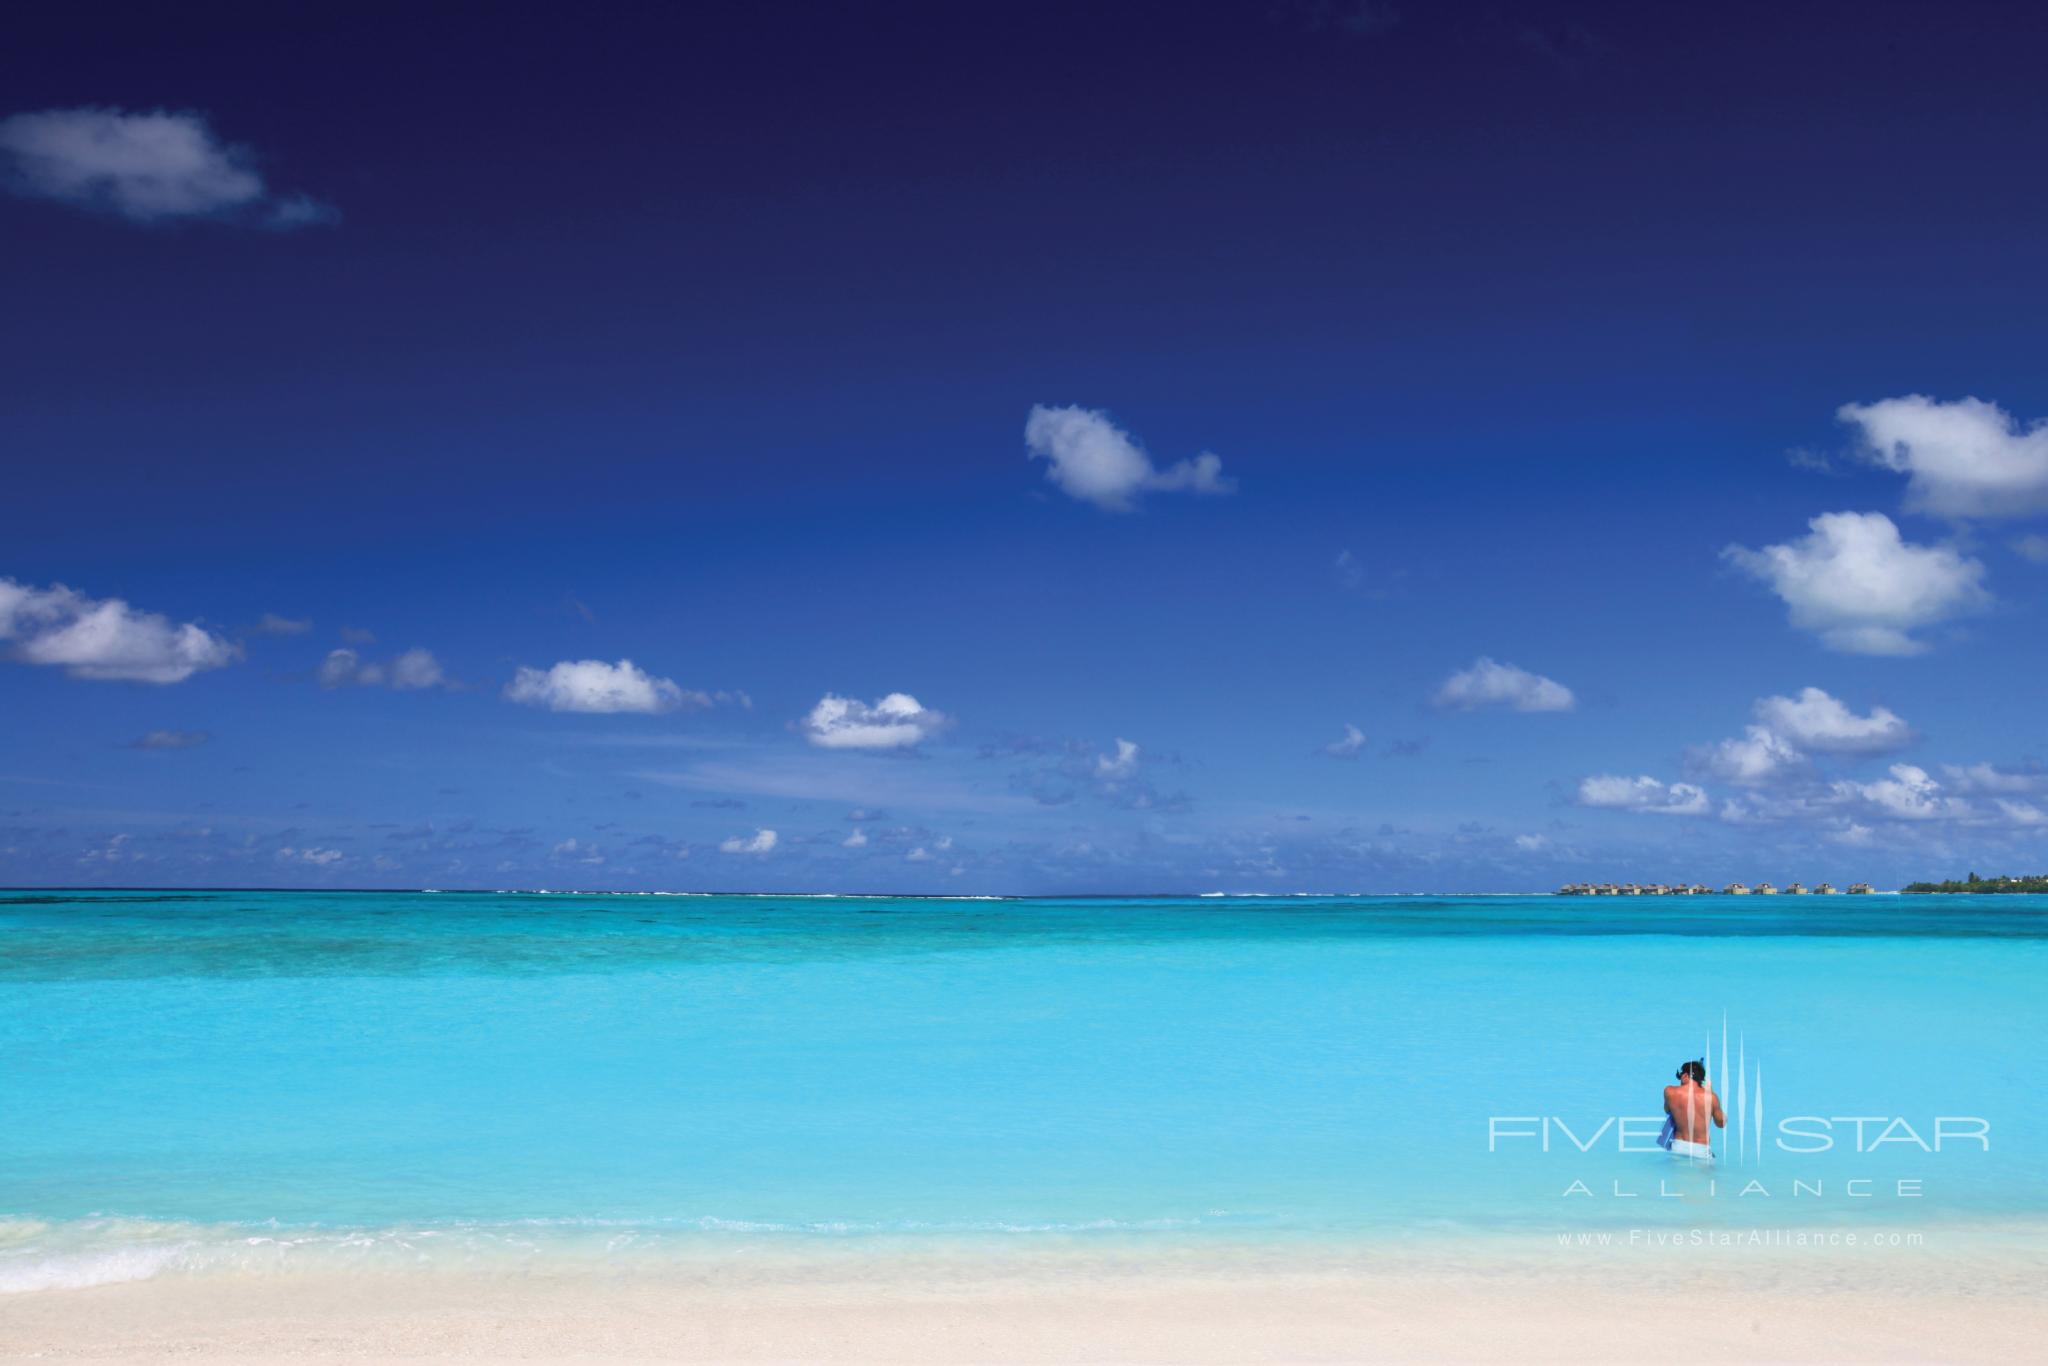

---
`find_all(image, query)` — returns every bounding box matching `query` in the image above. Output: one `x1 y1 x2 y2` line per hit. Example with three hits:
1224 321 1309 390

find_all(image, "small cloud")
505 658 698 714
842 828 868 848
1839 394 2048 520
1382 737 1429 758
719 828 778 855
905 845 933 862
690 797 747 809
127 729 210 750
1723 511 1989 655
318 646 451 691
338 626 376 645
1751 687 1912 755
1941 761 2043 795
1433 657 1574 712
1023 405 1234 512
277 846 343 866
2013 533 2048 563
799 692 948 750
1095 738 1140 778
1514 834 1549 851
0 107 334 227
1576 774 1710 816
1322 724 1368 759
252 613 311 636
0 576 239 683
1686 725 1804 788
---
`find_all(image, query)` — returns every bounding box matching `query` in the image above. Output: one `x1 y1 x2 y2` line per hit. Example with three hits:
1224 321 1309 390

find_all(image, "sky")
5 0 2048 893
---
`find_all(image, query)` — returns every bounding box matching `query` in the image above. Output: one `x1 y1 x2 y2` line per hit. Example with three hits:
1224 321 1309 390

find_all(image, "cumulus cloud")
799 693 947 749
1752 687 1912 754
719 828 778 855
1513 833 1549 851
506 658 696 714
842 828 869 848
319 646 449 691
1433 657 1574 712
252 613 311 636
1023 405 1234 511
1687 724 1804 787
1722 511 1990 655
1839 395 2048 520
127 729 210 750
1323 723 1368 759
0 577 238 683
0 107 334 227
277 846 343 866
1829 764 1968 822
1576 774 1710 815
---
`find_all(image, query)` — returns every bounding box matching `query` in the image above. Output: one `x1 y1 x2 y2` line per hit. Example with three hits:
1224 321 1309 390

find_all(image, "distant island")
1902 873 2048 894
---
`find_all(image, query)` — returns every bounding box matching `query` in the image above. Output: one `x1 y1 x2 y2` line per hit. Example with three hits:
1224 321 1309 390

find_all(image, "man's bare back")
1664 1075 1725 1146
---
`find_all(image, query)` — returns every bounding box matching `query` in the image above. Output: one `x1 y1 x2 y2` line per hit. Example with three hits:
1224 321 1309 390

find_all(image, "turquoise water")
3 890 2043 1288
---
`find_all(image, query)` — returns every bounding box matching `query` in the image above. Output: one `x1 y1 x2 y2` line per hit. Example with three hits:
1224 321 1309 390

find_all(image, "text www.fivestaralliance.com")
1558 1229 1926 1248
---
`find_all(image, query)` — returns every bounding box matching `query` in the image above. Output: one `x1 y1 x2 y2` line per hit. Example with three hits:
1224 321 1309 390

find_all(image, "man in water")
1663 1059 1724 1162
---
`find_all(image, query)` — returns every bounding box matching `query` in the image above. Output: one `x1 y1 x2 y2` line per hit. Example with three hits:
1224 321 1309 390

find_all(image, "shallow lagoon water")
2 890 2041 1289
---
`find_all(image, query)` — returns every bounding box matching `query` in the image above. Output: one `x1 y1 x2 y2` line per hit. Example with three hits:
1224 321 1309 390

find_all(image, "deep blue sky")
5 0 2048 891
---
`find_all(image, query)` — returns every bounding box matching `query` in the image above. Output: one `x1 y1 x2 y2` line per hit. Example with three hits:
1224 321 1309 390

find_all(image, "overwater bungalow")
1848 882 1874 894
1755 882 1779 895
1689 884 1712 895
1724 882 1750 895
1786 882 1808 895
1816 882 1838 895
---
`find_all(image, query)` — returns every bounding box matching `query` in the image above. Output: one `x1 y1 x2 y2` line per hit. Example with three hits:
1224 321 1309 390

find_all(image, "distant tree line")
1902 871 2048 893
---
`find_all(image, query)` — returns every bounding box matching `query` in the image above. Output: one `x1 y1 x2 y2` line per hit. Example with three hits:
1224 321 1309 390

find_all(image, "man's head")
1677 1059 1706 1084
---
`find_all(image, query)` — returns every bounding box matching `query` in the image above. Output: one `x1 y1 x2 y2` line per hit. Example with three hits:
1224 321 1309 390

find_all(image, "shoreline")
4 1234 2045 1362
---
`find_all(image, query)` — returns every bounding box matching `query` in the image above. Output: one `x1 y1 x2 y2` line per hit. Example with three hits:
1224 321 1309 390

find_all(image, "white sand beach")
3 1236 2042 1363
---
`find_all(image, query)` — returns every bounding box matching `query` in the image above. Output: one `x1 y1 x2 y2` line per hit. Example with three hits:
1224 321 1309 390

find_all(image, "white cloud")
1722 511 1990 655
1514 833 1549 851
1941 762 2042 794
253 613 311 636
799 692 947 749
905 845 934 862
1829 764 1967 822
1577 774 1710 816
1839 395 2048 519
1689 724 1804 787
277 846 343 866
1323 723 1367 759
0 577 238 683
1433 657 1574 712
1751 687 1912 754
1996 799 2048 827
0 107 334 227
389 648 445 691
2013 534 2048 563
506 658 694 714
1023 405 1234 511
842 828 868 848
1095 737 1140 778
320 646 449 691
719 828 778 855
